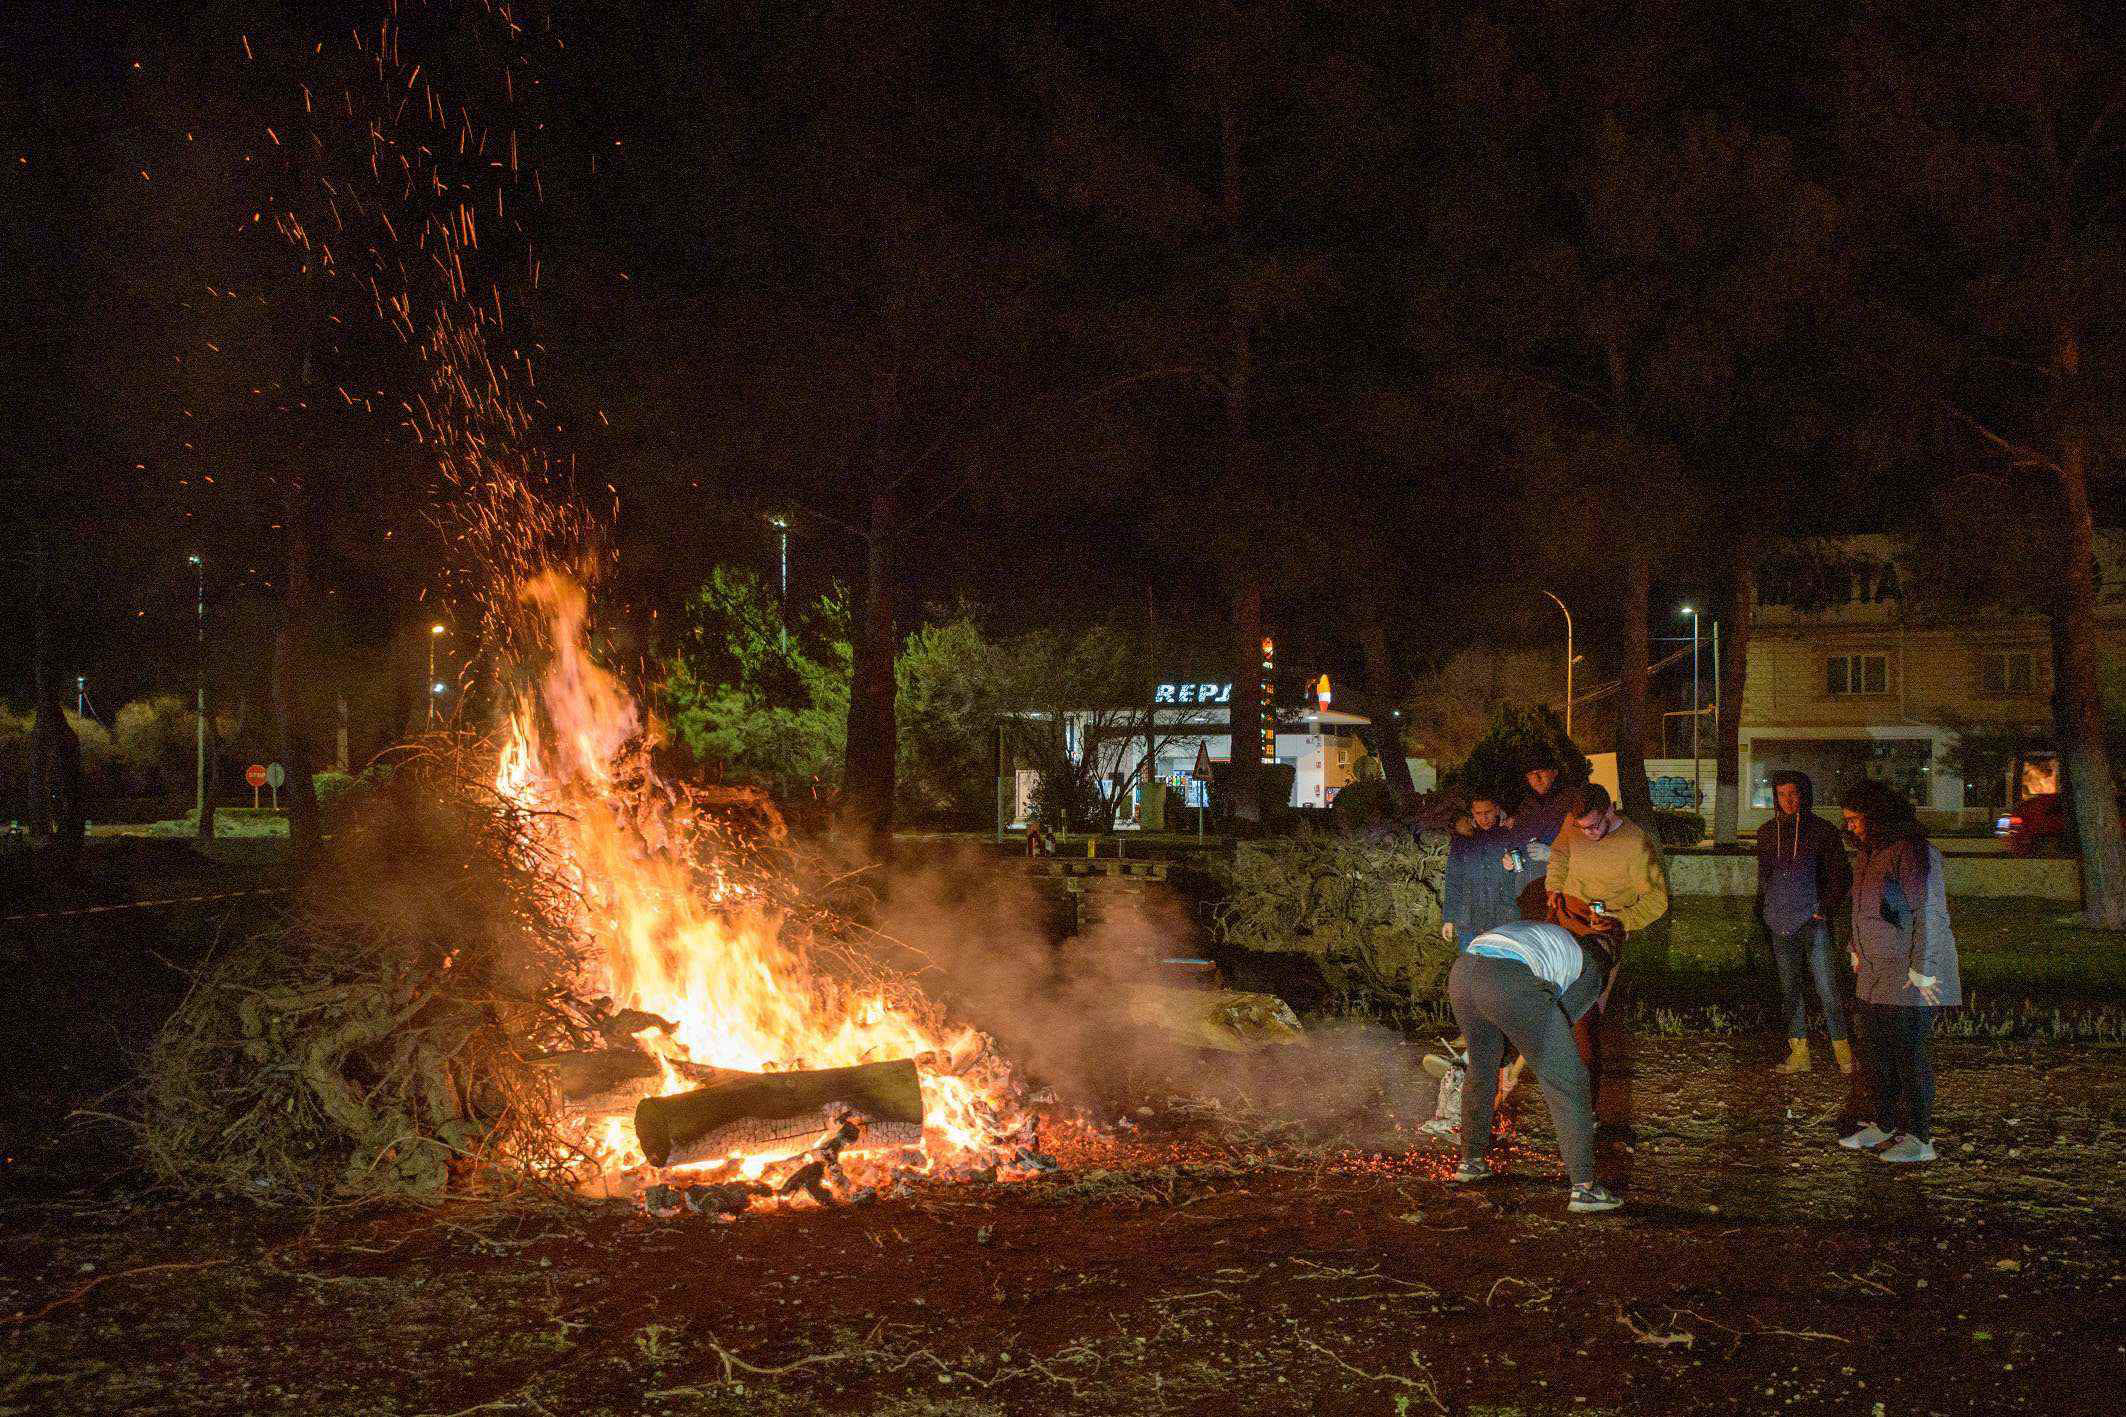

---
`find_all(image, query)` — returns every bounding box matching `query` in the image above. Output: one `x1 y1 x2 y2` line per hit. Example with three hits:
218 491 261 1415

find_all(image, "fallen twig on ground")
1615 1304 1695 1348
2 1258 228 1327
1292 1332 1449 1413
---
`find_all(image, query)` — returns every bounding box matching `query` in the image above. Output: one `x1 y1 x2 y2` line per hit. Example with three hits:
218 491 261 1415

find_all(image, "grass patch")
1614 896 2126 1039
1653 896 2126 999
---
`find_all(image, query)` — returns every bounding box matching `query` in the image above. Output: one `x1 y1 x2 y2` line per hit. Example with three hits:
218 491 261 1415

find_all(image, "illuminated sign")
1153 682 1233 705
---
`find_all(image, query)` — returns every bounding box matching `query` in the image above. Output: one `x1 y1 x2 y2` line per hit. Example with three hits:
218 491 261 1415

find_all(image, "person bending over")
1445 919 1622 1214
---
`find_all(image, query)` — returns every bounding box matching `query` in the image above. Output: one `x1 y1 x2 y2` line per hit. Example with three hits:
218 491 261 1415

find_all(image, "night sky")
4 0 2122 728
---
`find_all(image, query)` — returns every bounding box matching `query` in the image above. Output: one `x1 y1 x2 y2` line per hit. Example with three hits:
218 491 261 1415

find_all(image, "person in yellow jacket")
1542 782 1668 1108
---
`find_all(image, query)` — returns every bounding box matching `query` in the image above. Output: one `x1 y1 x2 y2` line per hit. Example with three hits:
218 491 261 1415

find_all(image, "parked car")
1996 792 2069 855
1995 789 2126 856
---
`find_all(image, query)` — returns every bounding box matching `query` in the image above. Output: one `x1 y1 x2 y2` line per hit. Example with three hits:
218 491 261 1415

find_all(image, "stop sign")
245 764 268 789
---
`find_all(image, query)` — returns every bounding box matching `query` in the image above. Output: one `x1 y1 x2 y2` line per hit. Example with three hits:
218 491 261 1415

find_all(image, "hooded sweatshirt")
1755 772 1852 937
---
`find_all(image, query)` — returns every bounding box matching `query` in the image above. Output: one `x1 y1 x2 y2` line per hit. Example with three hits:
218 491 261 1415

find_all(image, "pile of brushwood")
1209 827 1456 1015
133 763 606 1203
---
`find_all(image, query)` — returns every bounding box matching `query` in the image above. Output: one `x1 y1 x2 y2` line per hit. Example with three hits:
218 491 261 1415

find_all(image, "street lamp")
428 623 446 724
189 555 207 838
1683 605 1702 814
768 514 790 651
1541 591 1575 739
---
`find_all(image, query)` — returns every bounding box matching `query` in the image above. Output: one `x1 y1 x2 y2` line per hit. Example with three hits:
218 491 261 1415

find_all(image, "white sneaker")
1839 1123 1892 1150
1876 1135 1937 1164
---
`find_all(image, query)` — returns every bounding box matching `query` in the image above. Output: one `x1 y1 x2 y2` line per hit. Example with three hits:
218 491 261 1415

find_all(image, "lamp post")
1542 591 1574 739
768 514 790 651
1683 605 1702 814
190 554 207 838
427 623 446 724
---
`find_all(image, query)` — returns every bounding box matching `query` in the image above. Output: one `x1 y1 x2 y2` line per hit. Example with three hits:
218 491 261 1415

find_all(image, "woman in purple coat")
1837 781 1961 1164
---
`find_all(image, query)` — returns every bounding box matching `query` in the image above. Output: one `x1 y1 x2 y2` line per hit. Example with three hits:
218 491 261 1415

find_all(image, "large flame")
493 573 1013 1179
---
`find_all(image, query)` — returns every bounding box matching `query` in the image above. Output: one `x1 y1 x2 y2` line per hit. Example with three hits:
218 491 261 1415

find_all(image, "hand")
1909 968 1942 1006
1440 922 1456 943
1546 890 1561 916
1849 950 1860 974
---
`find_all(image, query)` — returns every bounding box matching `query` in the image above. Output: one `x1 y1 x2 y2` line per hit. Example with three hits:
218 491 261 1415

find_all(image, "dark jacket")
1445 825 1525 945
1754 772 1852 937
1511 785 1574 881
1850 835 1961 1007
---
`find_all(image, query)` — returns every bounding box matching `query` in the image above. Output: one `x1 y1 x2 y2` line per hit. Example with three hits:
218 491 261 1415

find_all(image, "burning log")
530 1049 748 1113
633 1059 925 1168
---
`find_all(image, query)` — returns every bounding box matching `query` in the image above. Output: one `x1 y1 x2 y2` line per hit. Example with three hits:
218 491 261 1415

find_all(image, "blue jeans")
1771 920 1848 1042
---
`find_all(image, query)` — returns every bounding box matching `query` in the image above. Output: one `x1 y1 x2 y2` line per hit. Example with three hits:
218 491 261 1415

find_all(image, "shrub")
1448 705 1590 805
1651 809 1706 846
1208 828 1455 1013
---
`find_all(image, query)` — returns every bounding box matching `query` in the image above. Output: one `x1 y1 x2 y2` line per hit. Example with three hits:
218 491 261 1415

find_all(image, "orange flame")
494 572 1016 1180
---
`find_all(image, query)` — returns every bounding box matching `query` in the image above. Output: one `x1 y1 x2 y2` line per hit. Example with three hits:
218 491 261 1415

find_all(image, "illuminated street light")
1542 591 1574 739
427 623 448 724
1683 605 1702 813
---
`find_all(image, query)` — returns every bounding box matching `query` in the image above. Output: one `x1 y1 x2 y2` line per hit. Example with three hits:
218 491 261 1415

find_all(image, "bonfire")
496 572 1044 1207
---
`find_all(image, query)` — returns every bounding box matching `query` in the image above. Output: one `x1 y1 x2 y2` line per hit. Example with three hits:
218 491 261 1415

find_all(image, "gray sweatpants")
1447 952 1597 1185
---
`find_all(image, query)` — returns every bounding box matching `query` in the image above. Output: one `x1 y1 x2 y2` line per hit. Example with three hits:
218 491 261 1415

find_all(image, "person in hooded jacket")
1837 781 1960 1164
1510 754 1575 920
1443 795 1527 950
1756 771 1854 1075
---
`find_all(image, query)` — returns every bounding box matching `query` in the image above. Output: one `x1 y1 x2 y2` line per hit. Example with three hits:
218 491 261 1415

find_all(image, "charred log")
633 1059 925 1168
530 1049 747 1112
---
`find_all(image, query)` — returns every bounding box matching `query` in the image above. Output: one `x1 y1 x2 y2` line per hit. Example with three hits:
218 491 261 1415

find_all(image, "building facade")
1738 533 2126 829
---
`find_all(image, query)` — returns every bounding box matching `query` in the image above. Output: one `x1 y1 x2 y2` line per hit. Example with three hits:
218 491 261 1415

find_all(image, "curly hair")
1840 778 1926 846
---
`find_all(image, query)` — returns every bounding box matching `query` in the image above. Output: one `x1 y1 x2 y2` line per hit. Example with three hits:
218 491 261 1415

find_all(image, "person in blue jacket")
1442 795 1526 950
1756 771 1854 1076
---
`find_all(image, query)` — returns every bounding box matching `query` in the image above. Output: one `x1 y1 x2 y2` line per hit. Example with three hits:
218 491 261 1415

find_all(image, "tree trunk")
275 478 322 870
841 490 899 846
1714 539 1754 846
1217 18 1263 828
1356 587 1419 813
27 546 84 854
1616 546 1656 830
2051 338 2126 926
1228 583 1263 823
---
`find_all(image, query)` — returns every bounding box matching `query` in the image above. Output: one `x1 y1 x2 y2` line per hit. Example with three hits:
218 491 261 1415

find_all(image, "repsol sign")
1153 682 1234 705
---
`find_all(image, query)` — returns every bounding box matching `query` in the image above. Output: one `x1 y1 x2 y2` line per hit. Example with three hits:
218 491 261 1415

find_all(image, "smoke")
863 843 1440 1149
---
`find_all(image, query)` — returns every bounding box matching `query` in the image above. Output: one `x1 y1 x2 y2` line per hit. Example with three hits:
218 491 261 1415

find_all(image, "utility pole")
1683 605 1702 815
191 554 209 839
1543 591 1574 739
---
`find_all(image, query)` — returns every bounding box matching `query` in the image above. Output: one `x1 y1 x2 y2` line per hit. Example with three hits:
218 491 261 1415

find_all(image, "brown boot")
1773 1038 1811 1074
1831 1038 1854 1076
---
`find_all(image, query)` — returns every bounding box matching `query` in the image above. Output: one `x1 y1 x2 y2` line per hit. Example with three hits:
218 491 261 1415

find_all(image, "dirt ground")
4 1029 2122 1416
